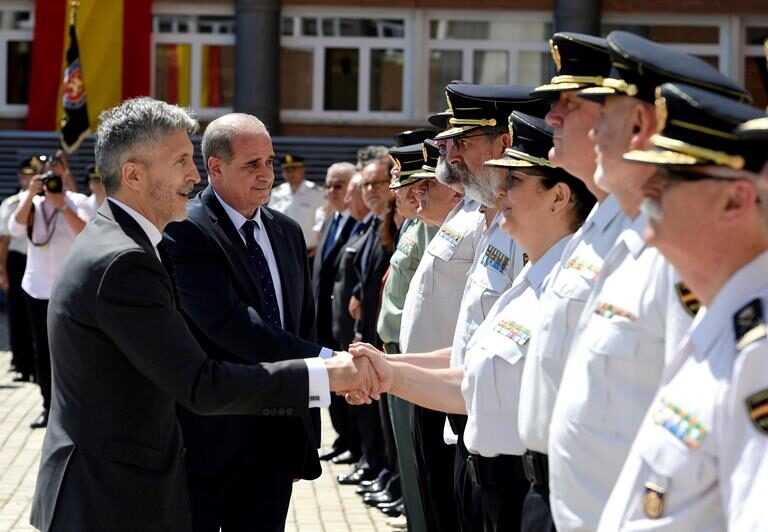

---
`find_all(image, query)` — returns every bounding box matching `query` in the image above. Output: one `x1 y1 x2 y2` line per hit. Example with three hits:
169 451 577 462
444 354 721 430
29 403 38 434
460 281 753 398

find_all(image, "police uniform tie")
240 219 281 328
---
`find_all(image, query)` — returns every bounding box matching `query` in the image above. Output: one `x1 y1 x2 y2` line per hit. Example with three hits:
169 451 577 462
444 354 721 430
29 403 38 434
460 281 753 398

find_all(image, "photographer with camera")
9 156 94 428
42 149 78 193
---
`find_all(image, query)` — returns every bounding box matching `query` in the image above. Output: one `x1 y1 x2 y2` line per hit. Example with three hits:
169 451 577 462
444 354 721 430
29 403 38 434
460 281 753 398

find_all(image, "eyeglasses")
326 184 345 190
361 179 390 189
438 130 495 155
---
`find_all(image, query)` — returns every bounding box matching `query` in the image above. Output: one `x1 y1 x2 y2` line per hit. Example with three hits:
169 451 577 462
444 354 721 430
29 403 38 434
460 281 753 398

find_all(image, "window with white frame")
601 14 726 71
0 3 33 118
742 18 768 109
280 11 409 123
151 11 235 119
426 14 553 112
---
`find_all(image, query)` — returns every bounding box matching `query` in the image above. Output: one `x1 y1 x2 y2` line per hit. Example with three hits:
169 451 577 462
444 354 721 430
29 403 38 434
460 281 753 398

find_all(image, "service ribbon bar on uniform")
652 397 709 450
493 319 532 346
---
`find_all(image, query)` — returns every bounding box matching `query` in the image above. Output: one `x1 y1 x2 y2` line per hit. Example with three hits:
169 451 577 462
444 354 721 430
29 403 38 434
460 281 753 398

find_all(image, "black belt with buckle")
522 450 549 486
382 342 400 354
466 453 526 488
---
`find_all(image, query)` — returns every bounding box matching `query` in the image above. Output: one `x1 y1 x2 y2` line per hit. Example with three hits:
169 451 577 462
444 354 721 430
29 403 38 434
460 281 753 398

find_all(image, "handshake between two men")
328 343 411 406
327 344 396 404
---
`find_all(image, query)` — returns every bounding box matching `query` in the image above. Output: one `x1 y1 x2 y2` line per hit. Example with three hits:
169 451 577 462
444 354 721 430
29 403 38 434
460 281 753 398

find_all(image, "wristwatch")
56 204 69 213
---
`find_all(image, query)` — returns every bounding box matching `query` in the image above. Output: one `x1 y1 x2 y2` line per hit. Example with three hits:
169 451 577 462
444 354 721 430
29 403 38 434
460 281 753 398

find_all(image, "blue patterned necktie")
240 219 281 328
322 213 340 260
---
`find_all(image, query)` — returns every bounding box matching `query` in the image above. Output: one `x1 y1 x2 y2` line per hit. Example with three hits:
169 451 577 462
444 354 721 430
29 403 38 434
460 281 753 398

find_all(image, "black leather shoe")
319 448 345 461
364 489 396 506
337 467 377 485
376 497 403 511
30 409 48 429
12 372 33 383
331 450 359 465
355 471 392 495
379 501 404 517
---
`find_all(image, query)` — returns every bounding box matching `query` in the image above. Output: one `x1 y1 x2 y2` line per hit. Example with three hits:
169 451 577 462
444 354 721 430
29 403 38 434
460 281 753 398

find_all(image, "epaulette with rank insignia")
734 299 767 351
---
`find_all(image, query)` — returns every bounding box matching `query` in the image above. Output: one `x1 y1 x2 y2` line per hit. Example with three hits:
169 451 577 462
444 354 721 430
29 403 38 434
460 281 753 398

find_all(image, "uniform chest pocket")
534 270 593 362
576 319 641 427
634 431 718 523
470 261 510 294
552 267 592 301
427 237 458 262
589 319 639 358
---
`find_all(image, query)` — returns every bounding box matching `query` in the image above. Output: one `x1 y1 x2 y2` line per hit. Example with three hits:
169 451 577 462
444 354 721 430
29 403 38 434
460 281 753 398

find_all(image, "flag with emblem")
60 5 90 154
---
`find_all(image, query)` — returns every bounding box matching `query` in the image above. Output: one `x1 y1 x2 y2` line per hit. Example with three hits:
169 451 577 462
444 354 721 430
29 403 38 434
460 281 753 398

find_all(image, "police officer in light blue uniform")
598 83 768 532
548 32 753 532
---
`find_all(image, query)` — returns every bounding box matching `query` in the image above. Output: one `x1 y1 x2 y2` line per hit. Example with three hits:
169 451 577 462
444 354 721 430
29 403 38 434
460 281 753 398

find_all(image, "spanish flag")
26 0 153 137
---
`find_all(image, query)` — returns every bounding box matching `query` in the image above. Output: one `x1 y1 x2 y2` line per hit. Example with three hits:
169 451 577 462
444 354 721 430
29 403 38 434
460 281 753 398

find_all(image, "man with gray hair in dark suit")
30 97 377 532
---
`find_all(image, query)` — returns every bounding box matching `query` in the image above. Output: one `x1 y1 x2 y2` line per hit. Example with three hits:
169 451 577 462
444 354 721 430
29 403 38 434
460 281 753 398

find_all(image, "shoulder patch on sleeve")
675 282 700 317
734 299 767 352
746 389 768 435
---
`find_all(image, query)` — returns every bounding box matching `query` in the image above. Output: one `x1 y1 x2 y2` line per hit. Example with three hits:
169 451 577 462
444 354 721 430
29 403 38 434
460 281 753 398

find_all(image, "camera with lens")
38 171 63 196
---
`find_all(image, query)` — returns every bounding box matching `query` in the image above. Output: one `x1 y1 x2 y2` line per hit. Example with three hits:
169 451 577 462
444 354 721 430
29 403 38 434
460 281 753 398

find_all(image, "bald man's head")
202 113 269 168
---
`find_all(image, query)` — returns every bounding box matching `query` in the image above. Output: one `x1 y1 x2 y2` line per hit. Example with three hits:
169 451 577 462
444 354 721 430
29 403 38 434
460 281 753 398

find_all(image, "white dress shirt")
0 193 29 254
215 189 287 328
519 196 630 454
445 209 527 444
8 190 94 300
114 195 332 409
549 213 695 532
462 235 569 457
268 180 326 249
400 197 484 353
598 250 768 532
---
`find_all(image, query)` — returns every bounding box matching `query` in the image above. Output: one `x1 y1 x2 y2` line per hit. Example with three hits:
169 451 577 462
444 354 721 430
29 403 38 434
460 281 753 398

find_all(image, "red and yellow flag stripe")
27 0 152 134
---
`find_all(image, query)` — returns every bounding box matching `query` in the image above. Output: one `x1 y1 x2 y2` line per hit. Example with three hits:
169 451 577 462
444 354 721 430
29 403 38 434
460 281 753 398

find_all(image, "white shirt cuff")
319 347 333 359
305 357 331 408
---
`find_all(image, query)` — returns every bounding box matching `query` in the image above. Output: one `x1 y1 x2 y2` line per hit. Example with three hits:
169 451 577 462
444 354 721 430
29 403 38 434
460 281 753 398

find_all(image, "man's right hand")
325 351 379 403
28 176 44 197
345 343 396 405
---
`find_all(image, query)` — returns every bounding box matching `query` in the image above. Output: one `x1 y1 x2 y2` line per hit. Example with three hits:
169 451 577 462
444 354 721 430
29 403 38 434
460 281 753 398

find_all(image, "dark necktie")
349 220 366 240
156 241 180 307
240 220 282 329
322 213 340 260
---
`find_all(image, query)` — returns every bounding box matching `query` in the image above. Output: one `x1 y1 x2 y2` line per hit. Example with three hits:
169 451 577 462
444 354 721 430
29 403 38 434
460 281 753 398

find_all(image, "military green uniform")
377 218 438 346
377 217 437 532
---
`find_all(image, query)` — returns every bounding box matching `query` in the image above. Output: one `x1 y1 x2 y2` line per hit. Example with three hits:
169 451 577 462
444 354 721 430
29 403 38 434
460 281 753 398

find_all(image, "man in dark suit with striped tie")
163 113 342 532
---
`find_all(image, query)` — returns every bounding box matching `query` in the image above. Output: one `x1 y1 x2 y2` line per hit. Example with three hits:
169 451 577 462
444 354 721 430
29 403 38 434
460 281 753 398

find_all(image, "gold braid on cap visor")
550 75 605 86
448 117 498 127
650 134 745 169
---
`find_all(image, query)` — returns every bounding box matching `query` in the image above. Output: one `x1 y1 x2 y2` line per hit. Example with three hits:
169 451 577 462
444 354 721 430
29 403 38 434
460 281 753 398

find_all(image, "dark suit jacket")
331 218 371 349
30 200 308 532
353 220 393 344
163 186 322 481
312 213 355 348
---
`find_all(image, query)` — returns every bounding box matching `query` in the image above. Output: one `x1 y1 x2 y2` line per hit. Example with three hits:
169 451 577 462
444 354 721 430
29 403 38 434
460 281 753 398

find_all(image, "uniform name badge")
643 482 666 519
